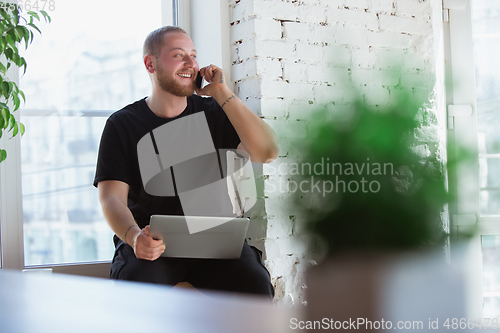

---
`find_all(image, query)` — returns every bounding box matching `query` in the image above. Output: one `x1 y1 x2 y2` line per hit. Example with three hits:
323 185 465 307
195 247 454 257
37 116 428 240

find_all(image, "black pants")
110 240 275 299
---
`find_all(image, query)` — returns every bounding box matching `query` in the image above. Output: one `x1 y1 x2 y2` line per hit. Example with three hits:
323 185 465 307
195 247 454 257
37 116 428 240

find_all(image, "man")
93 26 278 297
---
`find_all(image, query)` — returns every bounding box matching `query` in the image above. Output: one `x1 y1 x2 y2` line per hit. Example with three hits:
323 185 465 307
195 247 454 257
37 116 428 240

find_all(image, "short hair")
143 26 188 57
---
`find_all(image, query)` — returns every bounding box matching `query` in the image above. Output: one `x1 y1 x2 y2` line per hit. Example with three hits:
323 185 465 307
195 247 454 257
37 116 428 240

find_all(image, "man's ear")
144 54 155 73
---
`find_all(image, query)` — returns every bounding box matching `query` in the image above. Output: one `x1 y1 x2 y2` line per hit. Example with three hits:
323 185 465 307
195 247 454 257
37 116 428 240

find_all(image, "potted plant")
0 3 50 162
291 86 472 327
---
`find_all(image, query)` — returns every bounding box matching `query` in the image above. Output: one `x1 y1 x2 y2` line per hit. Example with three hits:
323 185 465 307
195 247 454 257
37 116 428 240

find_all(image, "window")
445 0 500 317
20 0 167 266
0 0 232 275
0 0 175 271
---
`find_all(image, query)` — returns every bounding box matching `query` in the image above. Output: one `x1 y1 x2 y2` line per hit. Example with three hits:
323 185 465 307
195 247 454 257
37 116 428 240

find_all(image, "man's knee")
241 264 275 298
114 259 159 282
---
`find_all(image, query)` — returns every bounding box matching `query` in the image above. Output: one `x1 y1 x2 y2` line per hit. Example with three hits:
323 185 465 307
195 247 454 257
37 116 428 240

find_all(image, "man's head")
143 26 187 58
143 26 198 97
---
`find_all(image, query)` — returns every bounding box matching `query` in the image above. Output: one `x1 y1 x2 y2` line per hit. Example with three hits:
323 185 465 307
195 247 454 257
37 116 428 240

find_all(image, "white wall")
229 0 447 306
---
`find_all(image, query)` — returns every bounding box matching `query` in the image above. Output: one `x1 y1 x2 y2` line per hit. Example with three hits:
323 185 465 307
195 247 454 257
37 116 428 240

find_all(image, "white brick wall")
229 0 446 306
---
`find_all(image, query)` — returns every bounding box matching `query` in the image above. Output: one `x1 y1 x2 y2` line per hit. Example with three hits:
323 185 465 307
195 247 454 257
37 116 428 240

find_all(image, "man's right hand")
130 225 165 261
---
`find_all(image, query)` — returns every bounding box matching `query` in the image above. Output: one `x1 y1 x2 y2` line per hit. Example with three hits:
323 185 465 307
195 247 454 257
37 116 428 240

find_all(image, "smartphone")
195 70 202 89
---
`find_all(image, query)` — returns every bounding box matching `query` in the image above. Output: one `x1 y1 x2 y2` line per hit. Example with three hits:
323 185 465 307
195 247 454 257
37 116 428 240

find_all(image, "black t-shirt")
93 95 241 229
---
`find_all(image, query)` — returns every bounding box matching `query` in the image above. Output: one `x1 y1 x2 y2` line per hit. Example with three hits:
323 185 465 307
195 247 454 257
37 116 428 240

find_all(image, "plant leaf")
19 122 25 136
12 94 19 111
40 10 51 23
1 81 9 99
27 11 40 21
9 113 15 130
12 122 18 137
18 89 25 102
5 33 16 49
20 57 27 75
13 26 24 41
0 149 7 163
27 22 41 35
23 29 28 49
1 108 10 129
11 53 20 66
4 47 13 62
0 35 7 49
0 8 10 21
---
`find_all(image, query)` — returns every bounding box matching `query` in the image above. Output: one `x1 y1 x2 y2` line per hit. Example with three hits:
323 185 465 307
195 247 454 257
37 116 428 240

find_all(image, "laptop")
148 215 250 259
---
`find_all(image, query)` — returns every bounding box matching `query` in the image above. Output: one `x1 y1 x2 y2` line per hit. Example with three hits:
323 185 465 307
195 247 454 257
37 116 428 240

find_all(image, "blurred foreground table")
0 269 296 333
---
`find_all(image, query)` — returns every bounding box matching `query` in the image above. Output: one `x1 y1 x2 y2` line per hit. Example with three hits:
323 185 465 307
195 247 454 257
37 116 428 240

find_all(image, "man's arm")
97 180 165 261
196 65 279 164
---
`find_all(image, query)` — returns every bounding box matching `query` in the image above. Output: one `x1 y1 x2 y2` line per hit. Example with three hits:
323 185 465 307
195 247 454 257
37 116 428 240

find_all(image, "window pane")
479 157 500 215
473 1 500 215
21 116 111 265
481 235 500 317
20 0 169 265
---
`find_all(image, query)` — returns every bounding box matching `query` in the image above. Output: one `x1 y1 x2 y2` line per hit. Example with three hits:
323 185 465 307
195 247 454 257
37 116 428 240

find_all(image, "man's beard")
156 64 195 97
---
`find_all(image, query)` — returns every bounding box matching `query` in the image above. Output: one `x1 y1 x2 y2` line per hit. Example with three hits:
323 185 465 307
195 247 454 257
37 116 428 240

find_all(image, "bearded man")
93 26 278 298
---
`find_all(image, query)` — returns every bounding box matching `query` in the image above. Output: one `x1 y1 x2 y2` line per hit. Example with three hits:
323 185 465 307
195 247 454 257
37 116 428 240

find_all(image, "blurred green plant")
0 3 50 162
293 89 471 256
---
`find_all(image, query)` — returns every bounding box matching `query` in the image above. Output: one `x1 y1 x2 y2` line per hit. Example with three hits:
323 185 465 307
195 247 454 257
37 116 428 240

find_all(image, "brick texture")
230 0 446 306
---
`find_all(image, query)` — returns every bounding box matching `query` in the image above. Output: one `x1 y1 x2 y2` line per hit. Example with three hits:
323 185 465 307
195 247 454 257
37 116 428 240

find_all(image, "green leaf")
12 94 19 111
9 113 15 130
27 22 41 35
7 81 13 94
5 33 16 49
6 29 17 44
11 53 20 66
20 57 27 75
0 35 6 49
29 30 34 44
1 107 10 129
12 122 18 137
27 11 39 21
19 122 25 136
0 149 7 163
11 43 18 55
18 89 25 102
12 8 19 25
13 26 24 41
0 8 10 21
4 47 13 60
40 10 51 23
1 80 9 99
23 29 28 49
11 81 18 92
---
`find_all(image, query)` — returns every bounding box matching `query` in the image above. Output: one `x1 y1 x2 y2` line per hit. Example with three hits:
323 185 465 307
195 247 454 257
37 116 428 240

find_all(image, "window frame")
0 0 233 276
445 0 500 317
